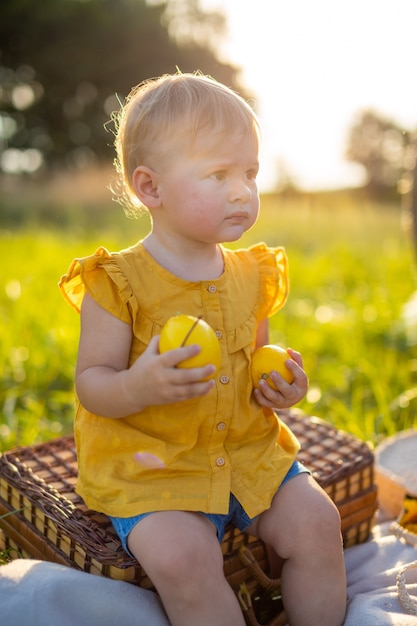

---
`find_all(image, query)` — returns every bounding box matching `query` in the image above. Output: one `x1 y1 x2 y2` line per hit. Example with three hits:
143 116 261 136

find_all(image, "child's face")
153 128 260 245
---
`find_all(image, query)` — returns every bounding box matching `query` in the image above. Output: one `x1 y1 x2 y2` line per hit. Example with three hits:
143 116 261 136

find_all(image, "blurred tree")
345 110 411 196
0 0 246 176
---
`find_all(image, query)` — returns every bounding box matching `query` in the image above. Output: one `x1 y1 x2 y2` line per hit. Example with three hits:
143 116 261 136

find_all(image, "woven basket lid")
375 429 417 497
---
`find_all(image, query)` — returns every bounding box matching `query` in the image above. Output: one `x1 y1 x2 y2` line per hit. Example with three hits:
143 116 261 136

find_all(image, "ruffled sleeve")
58 247 133 324
249 243 289 322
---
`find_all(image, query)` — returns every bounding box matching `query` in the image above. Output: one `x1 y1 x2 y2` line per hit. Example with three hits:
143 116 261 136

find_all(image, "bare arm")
75 294 216 418
255 318 269 347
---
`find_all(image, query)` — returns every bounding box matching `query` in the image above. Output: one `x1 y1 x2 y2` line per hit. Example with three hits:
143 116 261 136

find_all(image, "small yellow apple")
159 314 221 380
251 344 295 388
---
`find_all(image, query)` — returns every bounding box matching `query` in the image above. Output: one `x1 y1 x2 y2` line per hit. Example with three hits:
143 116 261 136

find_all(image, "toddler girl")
60 72 346 626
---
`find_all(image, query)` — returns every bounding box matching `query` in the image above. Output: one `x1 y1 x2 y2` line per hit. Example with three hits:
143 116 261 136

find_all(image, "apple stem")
181 315 202 347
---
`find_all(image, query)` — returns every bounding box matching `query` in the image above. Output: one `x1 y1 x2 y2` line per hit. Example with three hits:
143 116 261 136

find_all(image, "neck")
142 232 224 281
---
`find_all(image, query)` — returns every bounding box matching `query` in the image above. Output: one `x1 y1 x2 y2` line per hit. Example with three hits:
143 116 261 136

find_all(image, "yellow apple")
159 314 221 380
251 344 295 388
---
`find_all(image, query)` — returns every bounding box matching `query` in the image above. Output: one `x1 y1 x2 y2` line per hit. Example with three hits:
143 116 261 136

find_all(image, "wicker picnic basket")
0 409 377 625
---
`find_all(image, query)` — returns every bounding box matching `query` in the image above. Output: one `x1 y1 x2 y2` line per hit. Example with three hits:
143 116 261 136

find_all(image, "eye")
246 168 258 181
213 170 227 181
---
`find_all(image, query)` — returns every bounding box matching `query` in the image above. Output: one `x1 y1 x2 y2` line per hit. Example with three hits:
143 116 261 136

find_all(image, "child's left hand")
253 348 308 409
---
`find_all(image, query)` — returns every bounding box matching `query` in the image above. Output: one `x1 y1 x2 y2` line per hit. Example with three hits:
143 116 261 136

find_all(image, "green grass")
1 190 416 452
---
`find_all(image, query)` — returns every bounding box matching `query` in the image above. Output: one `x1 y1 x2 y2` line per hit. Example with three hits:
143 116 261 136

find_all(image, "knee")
147 534 224 588
315 492 341 527
305 493 343 552
280 483 342 553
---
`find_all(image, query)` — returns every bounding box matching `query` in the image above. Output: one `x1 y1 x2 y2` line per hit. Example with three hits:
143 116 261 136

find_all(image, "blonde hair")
112 71 260 216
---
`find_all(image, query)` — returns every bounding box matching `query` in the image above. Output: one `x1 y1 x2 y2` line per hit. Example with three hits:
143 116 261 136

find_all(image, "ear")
131 166 161 208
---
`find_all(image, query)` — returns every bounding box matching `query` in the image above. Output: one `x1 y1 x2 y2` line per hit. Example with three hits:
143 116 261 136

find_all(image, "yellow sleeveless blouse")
59 242 300 518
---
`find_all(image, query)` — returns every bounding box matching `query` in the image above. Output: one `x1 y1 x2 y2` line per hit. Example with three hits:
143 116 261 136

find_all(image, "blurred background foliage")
0 0 415 197
0 0 246 175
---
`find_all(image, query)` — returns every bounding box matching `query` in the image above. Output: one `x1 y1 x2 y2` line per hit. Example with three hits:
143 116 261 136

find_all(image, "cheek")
188 188 220 222
242 194 259 228
193 205 217 228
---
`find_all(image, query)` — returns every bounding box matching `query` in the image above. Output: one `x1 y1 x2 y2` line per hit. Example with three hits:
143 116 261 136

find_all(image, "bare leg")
128 510 245 626
248 474 347 626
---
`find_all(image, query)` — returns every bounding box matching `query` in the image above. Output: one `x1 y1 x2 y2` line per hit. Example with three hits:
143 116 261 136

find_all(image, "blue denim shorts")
110 460 310 555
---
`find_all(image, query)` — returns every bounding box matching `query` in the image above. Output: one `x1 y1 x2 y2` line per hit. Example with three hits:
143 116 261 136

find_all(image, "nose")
229 179 251 204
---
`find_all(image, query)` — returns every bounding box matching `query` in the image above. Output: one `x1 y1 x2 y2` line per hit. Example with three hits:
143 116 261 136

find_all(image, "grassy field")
1 189 416 452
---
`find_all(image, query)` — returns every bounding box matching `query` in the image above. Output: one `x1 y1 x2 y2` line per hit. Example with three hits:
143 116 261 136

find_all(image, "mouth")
227 212 248 222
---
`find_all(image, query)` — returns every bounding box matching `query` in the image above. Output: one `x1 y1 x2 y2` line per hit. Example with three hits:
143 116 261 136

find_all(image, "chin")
223 226 248 242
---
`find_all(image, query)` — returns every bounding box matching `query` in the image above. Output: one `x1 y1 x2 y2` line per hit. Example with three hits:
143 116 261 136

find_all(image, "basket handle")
390 520 417 547
237 583 288 626
238 545 281 592
237 546 287 626
397 560 417 616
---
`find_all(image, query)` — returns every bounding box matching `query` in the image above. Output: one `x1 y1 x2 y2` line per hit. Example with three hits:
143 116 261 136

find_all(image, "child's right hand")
125 335 216 411
76 295 216 418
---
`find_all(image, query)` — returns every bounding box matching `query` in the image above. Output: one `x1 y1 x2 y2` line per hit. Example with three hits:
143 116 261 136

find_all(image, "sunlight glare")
201 0 417 191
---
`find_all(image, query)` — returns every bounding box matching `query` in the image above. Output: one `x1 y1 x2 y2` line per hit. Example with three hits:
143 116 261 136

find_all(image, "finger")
159 343 201 368
286 364 309 390
284 358 303 379
268 371 293 393
257 378 285 401
170 363 217 384
170 378 216 401
286 348 303 368
146 334 162 354
259 376 300 404
253 386 279 409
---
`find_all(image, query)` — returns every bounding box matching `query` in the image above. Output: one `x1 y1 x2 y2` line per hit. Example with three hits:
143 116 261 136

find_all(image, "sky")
201 0 417 192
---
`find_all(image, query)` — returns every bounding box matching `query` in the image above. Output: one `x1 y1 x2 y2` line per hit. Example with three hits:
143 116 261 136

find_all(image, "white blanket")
344 522 417 625
0 522 416 625
0 559 169 626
